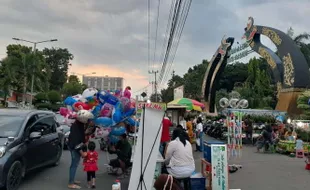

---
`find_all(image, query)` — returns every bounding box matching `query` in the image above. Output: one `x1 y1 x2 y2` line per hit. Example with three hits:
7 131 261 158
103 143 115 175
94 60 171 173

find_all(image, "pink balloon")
120 97 131 111
100 103 113 117
59 107 69 117
123 88 131 99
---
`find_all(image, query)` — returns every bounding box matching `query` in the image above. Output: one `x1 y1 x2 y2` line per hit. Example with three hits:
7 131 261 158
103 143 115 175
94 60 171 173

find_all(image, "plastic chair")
296 149 304 158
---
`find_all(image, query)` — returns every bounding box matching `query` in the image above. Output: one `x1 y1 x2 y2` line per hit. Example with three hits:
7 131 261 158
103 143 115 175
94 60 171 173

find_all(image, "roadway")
18 136 310 190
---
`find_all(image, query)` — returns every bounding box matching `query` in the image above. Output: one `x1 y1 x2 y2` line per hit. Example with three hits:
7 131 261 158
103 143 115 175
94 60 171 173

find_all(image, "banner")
136 102 166 114
211 144 229 190
174 85 184 99
128 106 165 190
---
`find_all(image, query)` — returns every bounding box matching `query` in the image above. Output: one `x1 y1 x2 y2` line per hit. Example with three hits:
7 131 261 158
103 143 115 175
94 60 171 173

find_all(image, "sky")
0 0 309 97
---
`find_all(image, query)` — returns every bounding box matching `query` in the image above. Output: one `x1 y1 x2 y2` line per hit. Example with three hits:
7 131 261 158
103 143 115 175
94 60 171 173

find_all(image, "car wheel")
53 145 63 166
6 161 23 190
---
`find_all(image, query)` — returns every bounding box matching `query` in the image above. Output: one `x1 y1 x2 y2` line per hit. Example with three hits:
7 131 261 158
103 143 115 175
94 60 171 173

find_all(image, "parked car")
0 109 64 190
54 114 71 149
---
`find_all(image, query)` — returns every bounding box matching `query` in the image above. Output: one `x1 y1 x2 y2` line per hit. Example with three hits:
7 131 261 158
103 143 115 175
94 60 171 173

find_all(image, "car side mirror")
29 132 42 140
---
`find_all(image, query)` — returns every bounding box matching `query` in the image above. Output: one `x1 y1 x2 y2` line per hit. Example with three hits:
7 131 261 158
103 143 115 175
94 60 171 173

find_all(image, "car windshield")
0 115 25 137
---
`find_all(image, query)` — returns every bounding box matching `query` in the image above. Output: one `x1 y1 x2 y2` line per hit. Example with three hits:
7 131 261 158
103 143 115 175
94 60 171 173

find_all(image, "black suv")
0 109 64 190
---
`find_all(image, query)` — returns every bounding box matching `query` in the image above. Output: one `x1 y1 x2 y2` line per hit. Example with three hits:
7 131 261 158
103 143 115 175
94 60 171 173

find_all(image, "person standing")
67 111 94 189
244 115 253 144
67 119 85 189
160 116 173 157
195 117 203 152
186 118 194 144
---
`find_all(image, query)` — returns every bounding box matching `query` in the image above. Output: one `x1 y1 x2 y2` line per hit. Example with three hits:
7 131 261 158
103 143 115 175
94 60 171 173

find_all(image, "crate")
190 172 206 190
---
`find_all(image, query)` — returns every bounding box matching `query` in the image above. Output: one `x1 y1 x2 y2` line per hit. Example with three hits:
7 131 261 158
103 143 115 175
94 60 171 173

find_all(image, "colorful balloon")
82 88 98 99
112 102 123 123
73 102 91 111
123 108 136 118
95 117 113 127
97 90 119 105
110 126 126 136
109 134 120 144
120 97 131 111
123 86 131 99
125 117 137 126
86 96 98 108
59 107 70 117
92 104 103 118
100 103 113 117
64 96 77 107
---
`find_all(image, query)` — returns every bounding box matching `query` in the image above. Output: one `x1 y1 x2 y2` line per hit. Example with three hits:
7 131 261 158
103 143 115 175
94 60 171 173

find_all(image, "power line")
147 0 151 82
158 0 182 83
161 0 192 85
152 0 161 70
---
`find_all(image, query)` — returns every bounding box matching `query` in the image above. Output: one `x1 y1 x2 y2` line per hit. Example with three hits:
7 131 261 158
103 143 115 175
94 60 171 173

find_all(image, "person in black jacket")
67 119 95 189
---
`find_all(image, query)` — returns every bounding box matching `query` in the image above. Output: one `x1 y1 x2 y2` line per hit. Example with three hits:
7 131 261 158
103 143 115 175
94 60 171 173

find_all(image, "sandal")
68 184 81 189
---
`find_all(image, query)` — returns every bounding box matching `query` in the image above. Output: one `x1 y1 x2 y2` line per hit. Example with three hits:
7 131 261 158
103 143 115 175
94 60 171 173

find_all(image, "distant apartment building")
82 75 124 91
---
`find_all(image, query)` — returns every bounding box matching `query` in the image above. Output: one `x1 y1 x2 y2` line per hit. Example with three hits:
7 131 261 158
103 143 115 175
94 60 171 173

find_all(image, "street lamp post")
12 38 57 106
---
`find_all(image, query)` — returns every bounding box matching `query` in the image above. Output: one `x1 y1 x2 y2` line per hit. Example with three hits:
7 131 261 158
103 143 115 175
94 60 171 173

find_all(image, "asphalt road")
18 136 310 190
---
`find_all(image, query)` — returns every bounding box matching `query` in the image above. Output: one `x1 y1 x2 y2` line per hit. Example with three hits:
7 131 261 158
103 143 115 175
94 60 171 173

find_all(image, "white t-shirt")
165 137 195 168
196 123 203 132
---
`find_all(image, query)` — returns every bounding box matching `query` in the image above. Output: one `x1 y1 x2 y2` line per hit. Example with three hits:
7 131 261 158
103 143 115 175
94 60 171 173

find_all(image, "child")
295 135 303 150
82 141 99 189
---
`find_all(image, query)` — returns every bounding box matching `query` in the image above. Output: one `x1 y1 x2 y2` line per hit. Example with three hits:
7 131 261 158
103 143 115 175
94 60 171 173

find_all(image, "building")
82 75 124 91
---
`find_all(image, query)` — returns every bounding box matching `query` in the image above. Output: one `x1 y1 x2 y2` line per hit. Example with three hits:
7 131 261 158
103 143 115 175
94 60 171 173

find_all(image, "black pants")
87 171 96 181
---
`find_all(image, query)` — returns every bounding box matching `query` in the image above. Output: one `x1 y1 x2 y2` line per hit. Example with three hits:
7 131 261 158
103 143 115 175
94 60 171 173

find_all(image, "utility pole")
149 70 159 102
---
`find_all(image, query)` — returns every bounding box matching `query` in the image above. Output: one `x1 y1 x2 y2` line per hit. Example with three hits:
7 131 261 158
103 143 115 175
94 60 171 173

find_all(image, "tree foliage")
47 90 62 104
43 48 73 91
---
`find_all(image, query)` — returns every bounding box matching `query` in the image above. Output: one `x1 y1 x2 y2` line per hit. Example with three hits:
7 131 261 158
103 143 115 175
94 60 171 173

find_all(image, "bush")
35 92 48 103
47 90 61 104
35 103 51 110
50 104 63 112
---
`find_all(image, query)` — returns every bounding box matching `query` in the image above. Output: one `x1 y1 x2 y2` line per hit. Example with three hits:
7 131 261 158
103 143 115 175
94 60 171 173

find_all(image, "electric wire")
161 0 192 85
152 0 161 70
158 0 182 83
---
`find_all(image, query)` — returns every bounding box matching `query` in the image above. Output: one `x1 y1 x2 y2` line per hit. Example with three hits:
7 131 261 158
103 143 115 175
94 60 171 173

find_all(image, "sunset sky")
0 0 309 97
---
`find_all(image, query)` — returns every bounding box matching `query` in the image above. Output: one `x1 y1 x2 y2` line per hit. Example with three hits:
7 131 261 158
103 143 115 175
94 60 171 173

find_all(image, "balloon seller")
61 87 137 188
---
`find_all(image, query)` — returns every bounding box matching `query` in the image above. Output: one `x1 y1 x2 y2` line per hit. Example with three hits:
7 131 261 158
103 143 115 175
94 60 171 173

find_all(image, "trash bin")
203 140 225 163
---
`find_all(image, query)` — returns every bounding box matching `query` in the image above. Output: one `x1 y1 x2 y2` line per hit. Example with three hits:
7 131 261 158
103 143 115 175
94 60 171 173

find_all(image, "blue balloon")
123 108 136 118
109 134 120 144
97 91 119 105
92 104 103 118
94 117 113 127
112 110 122 123
125 117 137 127
64 96 77 106
110 126 126 136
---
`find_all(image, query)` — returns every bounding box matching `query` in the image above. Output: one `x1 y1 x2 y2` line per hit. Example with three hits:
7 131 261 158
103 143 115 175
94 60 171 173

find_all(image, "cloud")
0 0 309 96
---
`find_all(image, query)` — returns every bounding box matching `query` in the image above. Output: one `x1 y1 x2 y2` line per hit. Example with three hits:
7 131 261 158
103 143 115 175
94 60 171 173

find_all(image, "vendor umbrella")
168 98 204 112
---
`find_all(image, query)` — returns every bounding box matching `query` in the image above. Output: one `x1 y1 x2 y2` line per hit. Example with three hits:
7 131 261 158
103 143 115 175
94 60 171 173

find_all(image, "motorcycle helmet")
76 109 94 124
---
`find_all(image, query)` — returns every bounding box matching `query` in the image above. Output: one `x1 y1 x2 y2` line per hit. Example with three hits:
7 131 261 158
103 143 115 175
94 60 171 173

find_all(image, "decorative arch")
243 17 310 114
201 36 234 113
202 17 310 115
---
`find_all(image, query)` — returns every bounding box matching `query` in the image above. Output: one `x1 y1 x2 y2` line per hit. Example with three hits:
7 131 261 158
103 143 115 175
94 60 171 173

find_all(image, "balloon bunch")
60 86 138 144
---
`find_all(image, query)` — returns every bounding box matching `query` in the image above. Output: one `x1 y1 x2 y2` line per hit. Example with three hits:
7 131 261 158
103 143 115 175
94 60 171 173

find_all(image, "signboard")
174 85 184 99
211 144 229 190
128 107 165 190
227 43 253 63
136 102 167 116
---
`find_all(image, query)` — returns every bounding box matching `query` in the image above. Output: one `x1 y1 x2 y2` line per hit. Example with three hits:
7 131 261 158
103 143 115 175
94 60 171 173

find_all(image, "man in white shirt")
195 117 203 152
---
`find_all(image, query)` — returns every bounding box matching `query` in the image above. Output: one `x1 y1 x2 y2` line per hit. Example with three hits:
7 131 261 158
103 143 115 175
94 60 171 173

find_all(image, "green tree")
150 93 161 102
5 44 50 93
160 74 184 103
68 75 80 83
183 60 208 99
43 48 74 91
34 92 48 103
62 82 82 97
47 90 61 104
